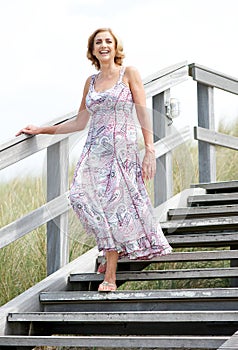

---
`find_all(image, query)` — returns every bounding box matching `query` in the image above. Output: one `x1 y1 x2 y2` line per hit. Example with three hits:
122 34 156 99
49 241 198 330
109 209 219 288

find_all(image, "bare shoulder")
125 66 141 79
124 66 143 92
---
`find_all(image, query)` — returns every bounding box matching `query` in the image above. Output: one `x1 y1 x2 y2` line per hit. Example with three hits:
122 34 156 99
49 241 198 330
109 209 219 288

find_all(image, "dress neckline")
93 66 126 94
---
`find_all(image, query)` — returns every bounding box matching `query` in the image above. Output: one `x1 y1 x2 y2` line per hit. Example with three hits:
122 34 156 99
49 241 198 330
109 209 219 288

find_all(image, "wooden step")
191 180 238 194
7 310 238 336
40 288 238 312
167 232 238 248
8 310 238 323
161 216 238 234
0 335 229 349
99 250 238 265
187 193 238 206
218 329 238 349
69 267 238 284
168 205 238 220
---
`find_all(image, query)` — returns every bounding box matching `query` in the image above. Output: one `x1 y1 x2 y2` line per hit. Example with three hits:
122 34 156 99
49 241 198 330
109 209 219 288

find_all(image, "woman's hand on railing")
16 125 42 136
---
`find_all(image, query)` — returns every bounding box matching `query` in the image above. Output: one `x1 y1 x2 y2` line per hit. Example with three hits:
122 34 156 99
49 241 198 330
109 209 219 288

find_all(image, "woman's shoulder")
124 66 143 85
124 65 140 75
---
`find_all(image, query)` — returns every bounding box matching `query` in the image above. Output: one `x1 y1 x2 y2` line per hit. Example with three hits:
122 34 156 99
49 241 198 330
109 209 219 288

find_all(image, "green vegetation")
0 120 238 306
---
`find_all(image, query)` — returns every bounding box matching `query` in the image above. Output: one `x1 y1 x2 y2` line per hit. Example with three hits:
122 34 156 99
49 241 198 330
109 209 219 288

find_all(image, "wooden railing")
189 63 238 183
1 61 237 277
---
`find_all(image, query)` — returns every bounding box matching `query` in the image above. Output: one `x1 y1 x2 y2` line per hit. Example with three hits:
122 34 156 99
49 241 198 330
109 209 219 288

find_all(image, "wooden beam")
0 335 228 349
194 126 238 151
0 193 70 249
189 63 238 95
218 330 238 349
197 83 216 183
0 115 88 171
8 310 238 322
144 62 189 98
70 267 238 282
40 288 238 303
47 139 69 275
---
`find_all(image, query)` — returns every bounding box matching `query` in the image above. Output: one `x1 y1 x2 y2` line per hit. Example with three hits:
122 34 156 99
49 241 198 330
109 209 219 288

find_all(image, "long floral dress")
69 66 172 259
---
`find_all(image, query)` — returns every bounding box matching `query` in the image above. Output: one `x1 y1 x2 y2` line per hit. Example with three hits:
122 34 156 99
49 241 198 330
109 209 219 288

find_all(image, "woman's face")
93 31 116 64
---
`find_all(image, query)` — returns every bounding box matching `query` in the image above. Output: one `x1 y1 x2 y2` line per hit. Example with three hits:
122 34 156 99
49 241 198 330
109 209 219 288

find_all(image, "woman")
16 28 172 292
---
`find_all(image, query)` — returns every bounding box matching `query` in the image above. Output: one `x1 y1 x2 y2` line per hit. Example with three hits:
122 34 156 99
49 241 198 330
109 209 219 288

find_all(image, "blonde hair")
87 28 125 70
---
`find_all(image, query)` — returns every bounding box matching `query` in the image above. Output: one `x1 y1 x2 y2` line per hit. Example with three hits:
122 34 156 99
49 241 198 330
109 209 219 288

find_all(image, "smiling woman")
16 27 172 292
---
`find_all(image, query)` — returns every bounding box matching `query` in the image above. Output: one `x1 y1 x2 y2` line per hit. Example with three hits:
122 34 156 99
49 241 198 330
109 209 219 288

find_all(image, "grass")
0 120 237 307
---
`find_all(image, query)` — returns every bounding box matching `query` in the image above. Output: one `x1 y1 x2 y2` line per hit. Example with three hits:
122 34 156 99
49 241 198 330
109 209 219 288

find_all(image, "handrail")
189 63 238 95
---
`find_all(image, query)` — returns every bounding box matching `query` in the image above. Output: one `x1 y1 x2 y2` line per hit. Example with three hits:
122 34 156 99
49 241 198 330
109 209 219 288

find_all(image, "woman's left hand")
142 149 156 180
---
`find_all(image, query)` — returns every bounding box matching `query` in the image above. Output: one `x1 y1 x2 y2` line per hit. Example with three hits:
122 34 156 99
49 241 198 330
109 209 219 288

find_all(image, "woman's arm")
16 77 91 136
125 66 156 180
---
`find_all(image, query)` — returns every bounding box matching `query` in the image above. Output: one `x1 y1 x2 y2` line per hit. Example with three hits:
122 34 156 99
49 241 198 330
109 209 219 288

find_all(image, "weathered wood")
197 83 216 183
70 267 238 283
142 126 190 160
191 180 238 193
168 232 238 247
161 215 238 233
144 61 189 98
189 63 238 95
0 114 83 171
194 126 238 151
40 288 238 303
188 193 238 206
168 205 238 220
0 193 70 249
8 310 238 322
153 89 173 205
0 335 228 349
100 250 238 265
47 139 69 275
218 330 238 349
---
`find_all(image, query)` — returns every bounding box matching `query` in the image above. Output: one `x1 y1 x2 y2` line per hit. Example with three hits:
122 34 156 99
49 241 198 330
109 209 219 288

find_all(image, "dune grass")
0 120 238 307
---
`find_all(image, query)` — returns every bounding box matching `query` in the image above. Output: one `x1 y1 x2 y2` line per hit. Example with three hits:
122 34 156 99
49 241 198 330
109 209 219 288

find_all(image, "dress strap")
118 66 126 83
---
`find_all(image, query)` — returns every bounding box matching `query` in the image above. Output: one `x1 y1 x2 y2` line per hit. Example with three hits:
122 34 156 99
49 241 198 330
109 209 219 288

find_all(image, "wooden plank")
0 119 88 171
0 247 99 335
70 267 238 283
188 193 238 206
153 90 172 205
143 61 188 98
191 180 238 192
194 126 238 151
167 232 238 247
0 335 228 349
0 192 70 249
47 139 69 275
143 126 191 160
168 205 238 220
8 310 238 323
161 216 238 233
189 63 238 95
107 250 238 264
197 83 216 183
218 330 238 349
40 288 238 303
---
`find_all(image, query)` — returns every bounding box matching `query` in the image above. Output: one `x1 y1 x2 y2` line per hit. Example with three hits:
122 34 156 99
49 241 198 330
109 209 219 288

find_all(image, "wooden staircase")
1 180 238 349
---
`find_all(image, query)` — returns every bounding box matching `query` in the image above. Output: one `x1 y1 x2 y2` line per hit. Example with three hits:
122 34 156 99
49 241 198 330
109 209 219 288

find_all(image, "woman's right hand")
16 125 41 136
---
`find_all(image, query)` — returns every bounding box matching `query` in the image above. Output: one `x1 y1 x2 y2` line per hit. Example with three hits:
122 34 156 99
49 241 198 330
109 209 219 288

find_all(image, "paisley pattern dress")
69 67 172 259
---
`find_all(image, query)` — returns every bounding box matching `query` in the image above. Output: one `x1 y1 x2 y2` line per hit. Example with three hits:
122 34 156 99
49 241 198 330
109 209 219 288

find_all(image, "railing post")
197 83 216 183
152 89 173 206
47 138 69 275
